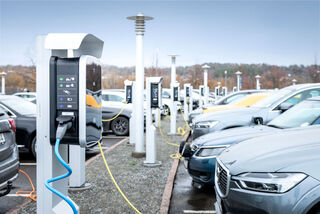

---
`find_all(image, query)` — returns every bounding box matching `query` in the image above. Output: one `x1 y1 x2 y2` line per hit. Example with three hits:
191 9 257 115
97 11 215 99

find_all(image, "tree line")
0 63 319 94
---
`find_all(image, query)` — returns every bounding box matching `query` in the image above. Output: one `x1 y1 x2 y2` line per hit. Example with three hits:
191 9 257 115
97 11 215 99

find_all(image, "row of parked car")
180 83 320 214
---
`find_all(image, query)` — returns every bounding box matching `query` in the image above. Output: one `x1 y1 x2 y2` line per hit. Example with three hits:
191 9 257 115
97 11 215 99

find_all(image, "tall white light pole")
235 71 242 91
202 64 210 106
127 13 153 158
0 72 6 94
255 75 261 90
169 54 178 135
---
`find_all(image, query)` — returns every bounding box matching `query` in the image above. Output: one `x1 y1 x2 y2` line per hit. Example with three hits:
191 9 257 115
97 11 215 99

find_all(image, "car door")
267 88 320 122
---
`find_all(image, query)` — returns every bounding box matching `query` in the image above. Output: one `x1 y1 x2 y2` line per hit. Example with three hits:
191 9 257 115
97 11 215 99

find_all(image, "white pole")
127 13 153 157
292 79 297 85
169 55 177 135
236 71 242 91
255 75 261 90
202 64 210 106
1 72 6 94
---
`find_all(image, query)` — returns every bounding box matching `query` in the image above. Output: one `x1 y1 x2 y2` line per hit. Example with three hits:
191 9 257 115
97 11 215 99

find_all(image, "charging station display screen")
201 87 204 96
86 62 102 143
126 85 132 103
173 87 179 101
186 87 190 97
151 83 159 108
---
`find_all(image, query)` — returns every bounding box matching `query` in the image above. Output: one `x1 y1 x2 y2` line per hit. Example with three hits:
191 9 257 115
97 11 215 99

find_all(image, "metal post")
0 72 6 94
169 55 178 135
235 71 242 91
224 70 227 88
127 13 153 158
202 64 210 106
292 79 297 85
255 75 261 90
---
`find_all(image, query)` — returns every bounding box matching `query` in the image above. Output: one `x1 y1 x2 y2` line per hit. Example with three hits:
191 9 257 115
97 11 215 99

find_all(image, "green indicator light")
60 84 63 87
59 77 63 81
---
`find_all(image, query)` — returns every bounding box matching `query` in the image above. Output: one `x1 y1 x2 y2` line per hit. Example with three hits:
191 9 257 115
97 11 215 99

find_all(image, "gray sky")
0 0 319 67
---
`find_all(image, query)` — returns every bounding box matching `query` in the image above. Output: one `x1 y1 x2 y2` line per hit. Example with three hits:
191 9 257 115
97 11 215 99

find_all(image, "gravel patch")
17 115 186 214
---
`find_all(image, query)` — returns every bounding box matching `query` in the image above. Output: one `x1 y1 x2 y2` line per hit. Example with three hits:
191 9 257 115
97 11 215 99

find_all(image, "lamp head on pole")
255 75 261 79
127 13 153 35
202 64 210 70
235 71 242 76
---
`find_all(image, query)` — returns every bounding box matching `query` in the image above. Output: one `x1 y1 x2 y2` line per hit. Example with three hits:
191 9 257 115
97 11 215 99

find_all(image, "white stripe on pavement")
183 211 216 214
20 163 37 166
6 194 31 197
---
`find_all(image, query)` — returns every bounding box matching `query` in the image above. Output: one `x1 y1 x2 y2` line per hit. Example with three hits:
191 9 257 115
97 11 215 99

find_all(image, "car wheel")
30 136 37 158
111 116 129 136
163 105 170 116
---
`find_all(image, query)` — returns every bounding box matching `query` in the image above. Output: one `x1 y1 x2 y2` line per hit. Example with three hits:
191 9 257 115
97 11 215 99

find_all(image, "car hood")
193 107 263 124
192 125 278 147
219 126 320 177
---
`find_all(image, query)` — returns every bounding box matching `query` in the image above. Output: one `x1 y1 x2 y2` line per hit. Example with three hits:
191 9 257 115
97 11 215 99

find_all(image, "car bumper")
187 156 216 185
215 176 320 214
0 145 19 189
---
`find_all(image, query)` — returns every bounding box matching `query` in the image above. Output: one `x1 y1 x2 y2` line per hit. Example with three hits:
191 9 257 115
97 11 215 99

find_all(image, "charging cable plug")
56 115 74 139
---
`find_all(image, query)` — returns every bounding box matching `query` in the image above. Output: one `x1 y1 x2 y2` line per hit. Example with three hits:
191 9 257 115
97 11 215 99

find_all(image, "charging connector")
56 115 74 139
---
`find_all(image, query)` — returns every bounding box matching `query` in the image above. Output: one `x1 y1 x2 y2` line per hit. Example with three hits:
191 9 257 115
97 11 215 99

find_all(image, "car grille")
215 160 230 198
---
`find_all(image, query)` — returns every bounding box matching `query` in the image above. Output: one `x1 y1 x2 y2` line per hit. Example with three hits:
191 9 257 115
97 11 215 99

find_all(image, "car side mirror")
252 117 263 125
279 103 294 112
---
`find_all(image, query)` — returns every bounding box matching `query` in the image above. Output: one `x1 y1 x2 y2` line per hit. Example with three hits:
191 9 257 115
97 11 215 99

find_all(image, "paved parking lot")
0 136 125 214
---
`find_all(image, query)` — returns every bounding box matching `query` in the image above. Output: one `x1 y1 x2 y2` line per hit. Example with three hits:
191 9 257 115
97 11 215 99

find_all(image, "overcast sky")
0 0 319 67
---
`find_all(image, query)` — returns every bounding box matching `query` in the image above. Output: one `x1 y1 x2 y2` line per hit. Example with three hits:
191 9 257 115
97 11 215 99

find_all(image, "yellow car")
203 93 271 114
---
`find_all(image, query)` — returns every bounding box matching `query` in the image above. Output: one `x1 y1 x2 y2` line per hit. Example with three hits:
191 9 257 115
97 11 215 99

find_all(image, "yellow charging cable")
102 102 128 122
98 141 142 214
177 108 191 136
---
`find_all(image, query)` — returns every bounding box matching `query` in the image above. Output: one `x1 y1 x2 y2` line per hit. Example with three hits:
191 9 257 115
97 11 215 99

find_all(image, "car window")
102 94 109 101
224 94 246 104
313 117 320 125
274 89 320 110
0 104 15 117
162 91 170 98
2 98 36 115
108 94 124 102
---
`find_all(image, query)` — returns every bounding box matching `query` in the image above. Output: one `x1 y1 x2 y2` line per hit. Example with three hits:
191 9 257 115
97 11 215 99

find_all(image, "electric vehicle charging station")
199 85 204 108
215 86 220 97
233 86 237 93
36 33 103 214
222 86 228 96
169 82 180 135
144 77 162 166
183 84 191 120
125 80 136 145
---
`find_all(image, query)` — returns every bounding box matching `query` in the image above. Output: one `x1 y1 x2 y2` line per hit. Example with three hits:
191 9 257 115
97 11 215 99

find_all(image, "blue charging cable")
45 139 77 214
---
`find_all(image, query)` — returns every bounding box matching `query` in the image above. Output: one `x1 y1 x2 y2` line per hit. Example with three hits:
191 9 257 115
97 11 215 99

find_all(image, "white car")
13 92 36 103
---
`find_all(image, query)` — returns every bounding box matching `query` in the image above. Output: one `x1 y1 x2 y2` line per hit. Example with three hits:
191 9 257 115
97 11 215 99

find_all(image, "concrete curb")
9 137 129 214
159 152 180 214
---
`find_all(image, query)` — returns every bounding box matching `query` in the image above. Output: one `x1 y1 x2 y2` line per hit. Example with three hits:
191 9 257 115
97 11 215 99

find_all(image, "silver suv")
215 126 320 214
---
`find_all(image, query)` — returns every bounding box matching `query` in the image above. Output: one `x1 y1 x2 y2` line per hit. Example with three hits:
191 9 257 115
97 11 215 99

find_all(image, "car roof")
0 95 25 100
307 96 320 101
282 83 320 91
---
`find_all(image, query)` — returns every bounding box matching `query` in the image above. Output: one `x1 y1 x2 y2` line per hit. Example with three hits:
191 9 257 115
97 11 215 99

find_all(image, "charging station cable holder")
36 33 103 214
144 77 163 167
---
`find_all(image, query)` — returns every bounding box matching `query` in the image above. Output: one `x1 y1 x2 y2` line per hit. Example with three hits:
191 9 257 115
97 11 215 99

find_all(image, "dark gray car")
0 109 19 195
183 96 320 186
192 83 320 139
102 105 132 136
215 126 320 214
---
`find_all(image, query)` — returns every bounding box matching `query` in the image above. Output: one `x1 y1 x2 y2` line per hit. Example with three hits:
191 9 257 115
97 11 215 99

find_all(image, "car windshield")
267 100 320 129
2 98 36 115
252 89 290 108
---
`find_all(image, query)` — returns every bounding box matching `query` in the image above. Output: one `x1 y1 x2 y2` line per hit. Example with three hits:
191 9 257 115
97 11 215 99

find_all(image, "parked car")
0 95 37 157
215 126 320 214
192 83 320 139
102 105 132 136
0 108 19 194
13 92 36 103
189 89 270 120
189 93 270 122
102 90 125 106
182 96 320 187
161 88 182 115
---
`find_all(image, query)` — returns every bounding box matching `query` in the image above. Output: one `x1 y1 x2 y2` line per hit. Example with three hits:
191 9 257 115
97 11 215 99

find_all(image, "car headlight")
195 121 219 129
190 143 198 152
195 146 227 157
233 172 307 193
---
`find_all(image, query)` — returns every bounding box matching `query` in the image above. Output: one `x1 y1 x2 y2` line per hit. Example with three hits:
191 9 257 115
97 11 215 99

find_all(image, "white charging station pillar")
36 33 103 214
202 64 210 106
183 84 191 120
236 71 242 91
255 75 261 90
189 85 193 113
0 72 6 94
125 80 135 145
199 85 204 108
128 13 153 158
169 55 178 135
144 77 162 166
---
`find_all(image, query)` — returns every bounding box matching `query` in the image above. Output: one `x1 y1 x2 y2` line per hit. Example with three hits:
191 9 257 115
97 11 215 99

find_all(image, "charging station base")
143 161 162 168
53 198 79 214
132 151 146 158
69 182 92 192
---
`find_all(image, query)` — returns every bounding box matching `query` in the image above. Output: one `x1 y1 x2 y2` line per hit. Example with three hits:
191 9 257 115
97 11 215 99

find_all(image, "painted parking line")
5 194 31 197
183 210 216 214
102 136 125 139
20 163 37 166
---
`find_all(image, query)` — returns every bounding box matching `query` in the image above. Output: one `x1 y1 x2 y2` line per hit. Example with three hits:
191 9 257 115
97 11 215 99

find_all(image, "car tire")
111 116 129 136
163 105 170 116
30 136 37 158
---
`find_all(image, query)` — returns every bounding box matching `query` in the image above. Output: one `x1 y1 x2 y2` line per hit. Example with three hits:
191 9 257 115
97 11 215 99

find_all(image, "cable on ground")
16 169 37 202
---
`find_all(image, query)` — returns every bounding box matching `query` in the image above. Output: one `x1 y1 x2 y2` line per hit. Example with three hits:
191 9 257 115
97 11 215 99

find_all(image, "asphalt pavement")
0 136 124 214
